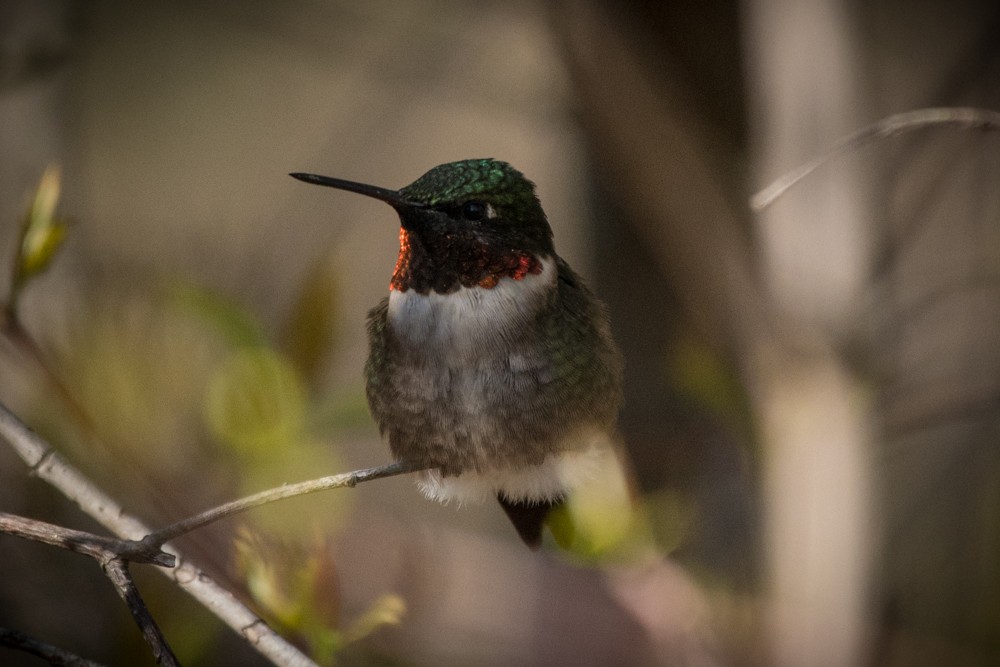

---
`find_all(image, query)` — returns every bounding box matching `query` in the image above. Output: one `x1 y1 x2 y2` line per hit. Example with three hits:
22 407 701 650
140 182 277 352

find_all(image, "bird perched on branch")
292 159 622 548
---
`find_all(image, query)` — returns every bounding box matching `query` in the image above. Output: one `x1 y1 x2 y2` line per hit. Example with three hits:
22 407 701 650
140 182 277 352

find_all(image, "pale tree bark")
744 1 874 665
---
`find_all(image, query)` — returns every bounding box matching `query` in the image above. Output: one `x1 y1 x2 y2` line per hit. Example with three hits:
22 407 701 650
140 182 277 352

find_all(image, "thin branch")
102 559 179 667
0 627 106 667
0 399 427 665
0 511 173 567
751 107 1000 211
141 459 428 549
0 400 321 667
0 511 178 664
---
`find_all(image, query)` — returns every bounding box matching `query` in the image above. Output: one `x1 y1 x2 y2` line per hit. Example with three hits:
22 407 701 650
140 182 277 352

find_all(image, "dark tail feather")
496 494 564 550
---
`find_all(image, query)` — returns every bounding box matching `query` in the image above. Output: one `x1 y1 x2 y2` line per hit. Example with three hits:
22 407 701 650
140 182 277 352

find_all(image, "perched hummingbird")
291 159 623 548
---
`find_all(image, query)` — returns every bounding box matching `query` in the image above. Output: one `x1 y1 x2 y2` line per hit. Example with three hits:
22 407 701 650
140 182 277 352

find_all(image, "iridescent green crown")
401 159 538 208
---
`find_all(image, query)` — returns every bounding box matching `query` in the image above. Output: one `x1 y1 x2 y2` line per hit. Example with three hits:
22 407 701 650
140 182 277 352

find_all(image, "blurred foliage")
63 290 224 473
170 282 268 348
666 333 750 438
236 528 405 665
280 258 341 389
63 272 354 487
643 488 694 555
545 331 750 572
1 175 381 662
49 271 370 662
549 447 661 564
311 387 378 432
205 346 308 457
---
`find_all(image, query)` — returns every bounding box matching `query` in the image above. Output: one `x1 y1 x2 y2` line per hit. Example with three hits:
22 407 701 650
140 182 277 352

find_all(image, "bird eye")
461 201 488 221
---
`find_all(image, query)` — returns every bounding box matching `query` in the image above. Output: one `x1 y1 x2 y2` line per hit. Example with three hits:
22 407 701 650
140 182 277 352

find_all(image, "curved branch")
0 627 106 667
751 107 1000 210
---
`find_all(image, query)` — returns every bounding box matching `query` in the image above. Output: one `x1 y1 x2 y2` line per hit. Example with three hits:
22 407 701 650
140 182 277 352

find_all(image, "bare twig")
751 107 1000 211
102 559 180 667
0 512 178 664
0 626 107 667
0 400 320 667
0 511 173 566
141 459 428 549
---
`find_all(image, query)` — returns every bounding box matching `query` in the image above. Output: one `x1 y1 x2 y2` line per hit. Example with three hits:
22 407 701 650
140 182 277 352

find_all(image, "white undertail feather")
417 430 613 505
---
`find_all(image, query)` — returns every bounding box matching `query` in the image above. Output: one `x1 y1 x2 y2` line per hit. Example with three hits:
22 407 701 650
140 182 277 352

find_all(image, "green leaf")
547 503 577 550
13 165 69 291
551 447 654 564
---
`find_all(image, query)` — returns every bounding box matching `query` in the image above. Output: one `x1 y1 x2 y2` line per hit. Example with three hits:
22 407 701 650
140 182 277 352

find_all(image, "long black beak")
289 172 422 209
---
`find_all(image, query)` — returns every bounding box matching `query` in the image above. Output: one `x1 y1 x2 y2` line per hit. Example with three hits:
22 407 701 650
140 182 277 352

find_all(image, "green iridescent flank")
400 159 535 207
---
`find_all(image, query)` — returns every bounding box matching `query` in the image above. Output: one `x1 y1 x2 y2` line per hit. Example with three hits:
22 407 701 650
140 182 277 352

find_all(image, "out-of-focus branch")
0 626 106 667
751 107 1000 211
549 0 767 352
2 311 104 441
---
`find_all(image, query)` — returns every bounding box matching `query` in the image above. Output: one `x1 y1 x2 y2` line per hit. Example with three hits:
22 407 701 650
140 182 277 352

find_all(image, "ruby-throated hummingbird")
291 159 623 548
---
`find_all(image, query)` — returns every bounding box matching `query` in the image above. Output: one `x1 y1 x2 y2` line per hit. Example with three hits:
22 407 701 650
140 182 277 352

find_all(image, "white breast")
386 256 556 360
384 257 587 504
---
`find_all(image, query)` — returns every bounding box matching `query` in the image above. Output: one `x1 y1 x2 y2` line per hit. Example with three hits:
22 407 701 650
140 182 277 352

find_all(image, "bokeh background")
2 0 1000 665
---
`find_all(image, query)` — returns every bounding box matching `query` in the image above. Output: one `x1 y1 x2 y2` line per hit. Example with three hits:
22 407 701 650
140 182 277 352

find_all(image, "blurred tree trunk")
745 1 874 665
552 0 764 593
553 0 1000 664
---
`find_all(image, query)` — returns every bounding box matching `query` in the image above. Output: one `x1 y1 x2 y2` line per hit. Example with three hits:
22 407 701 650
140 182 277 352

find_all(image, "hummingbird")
291 159 623 548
